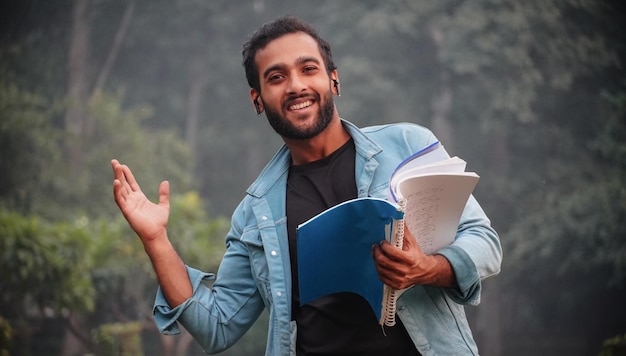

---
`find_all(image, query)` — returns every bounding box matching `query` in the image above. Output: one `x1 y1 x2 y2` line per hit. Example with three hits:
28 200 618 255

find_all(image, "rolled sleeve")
153 266 215 335
437 245 481 305
437 195 502 306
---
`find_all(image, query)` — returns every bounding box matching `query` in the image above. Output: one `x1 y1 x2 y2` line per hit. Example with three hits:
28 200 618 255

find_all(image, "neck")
285 117 350 165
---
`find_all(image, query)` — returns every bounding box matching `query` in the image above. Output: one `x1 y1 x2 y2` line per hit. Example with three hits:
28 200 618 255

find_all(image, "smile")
289 100 313 111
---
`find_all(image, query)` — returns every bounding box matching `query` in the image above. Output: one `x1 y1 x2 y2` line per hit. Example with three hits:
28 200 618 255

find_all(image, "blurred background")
1 0 625 355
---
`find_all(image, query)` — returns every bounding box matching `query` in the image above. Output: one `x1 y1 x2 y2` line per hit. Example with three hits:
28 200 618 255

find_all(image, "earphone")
333 79 340 96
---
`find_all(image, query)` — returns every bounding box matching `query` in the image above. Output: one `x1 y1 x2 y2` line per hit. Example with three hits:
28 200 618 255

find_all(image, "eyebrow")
262 56 322 80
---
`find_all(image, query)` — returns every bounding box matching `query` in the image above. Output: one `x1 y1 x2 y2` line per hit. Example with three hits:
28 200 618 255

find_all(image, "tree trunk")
65 0 91 173
91 0 135 96
61 313 92 356
429 25 456 152
185 51 210 161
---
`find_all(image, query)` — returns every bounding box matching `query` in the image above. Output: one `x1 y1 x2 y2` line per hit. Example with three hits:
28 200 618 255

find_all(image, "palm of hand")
120 185 169 242
112 160 170 243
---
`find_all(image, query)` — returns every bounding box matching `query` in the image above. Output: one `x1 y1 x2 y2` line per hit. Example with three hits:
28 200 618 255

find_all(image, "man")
112 16 501 356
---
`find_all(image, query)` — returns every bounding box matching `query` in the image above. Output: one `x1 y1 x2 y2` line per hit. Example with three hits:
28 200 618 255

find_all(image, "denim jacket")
152 120 502 356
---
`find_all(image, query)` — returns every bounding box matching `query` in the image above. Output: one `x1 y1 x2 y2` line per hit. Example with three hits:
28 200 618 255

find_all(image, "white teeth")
289 100 312 111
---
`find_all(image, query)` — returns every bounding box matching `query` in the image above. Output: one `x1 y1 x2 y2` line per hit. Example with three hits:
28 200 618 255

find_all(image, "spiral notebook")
296 142 479 326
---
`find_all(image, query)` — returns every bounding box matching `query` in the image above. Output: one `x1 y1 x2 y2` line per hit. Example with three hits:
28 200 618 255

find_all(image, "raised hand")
111 159 170 243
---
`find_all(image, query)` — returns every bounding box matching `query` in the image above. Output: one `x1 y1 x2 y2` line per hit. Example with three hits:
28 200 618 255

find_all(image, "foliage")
0 81 64 214
503 83 626 280
0 78 195 220
93 322 144 356
493 79 626 352
55 91 195 220
0 317 10 356
0 210 96 317
0 193 229 354
599 333 626 356
168 191 230 272
0 40 232 353
86 191 229 327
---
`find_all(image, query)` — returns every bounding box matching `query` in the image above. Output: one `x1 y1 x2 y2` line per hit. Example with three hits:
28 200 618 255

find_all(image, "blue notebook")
296 198 403 322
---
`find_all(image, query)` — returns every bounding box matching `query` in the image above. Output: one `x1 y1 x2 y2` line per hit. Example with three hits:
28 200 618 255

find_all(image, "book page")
398 173 479 255
391 141 447 175
388 142 450 202
390 156 467 197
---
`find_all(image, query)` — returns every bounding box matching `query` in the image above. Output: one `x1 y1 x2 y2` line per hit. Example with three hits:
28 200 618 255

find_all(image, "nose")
286 73 307 95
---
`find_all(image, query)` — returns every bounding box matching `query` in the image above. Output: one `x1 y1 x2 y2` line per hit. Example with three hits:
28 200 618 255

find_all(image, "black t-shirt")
286 138 419 356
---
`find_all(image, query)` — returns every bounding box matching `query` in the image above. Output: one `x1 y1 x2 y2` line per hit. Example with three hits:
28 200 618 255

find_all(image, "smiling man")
111 16 502 356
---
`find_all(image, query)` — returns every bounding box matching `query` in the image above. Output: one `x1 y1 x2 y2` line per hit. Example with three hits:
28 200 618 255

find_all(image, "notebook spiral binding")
381 198 407 327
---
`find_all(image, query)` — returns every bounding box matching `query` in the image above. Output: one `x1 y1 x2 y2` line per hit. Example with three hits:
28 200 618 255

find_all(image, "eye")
303 66 318 74
268 73 285 83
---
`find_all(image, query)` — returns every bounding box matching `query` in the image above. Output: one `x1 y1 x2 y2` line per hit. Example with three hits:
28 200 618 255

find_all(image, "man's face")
253 32 338 140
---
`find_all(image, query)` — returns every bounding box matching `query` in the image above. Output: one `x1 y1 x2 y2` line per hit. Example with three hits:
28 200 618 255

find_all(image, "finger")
372 244 389 269
375 253 412 284
159 181 170 207
373 245 409 286
401 226 427 260
401 225 417 251
121 164 141 192
372 243 383 261
374 259 401 287
112 179 126 205
374 243 401 271
112 163 135 200
112 159 125 182
378 240 406 263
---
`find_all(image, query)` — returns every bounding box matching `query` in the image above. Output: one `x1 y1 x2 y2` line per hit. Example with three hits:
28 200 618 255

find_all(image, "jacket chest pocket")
241 227 270 284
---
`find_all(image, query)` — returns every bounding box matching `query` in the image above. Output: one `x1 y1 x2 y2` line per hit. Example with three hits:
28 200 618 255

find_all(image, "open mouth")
289 100 313 111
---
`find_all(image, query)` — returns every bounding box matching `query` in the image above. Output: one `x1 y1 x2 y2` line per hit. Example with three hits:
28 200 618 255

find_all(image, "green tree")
0 82 63 214
0 210 96 354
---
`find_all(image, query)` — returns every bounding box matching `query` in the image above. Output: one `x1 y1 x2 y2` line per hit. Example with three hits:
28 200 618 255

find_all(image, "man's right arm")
111 159 191 307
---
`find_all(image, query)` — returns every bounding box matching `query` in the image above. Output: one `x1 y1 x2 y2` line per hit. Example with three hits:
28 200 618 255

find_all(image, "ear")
330 70 340 96
249 88 264 115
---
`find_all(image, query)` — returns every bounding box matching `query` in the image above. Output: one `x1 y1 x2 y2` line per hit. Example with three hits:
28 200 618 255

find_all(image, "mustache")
283 93 319 108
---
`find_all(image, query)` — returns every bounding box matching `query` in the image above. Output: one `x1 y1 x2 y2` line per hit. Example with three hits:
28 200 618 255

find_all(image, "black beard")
264 93 335 140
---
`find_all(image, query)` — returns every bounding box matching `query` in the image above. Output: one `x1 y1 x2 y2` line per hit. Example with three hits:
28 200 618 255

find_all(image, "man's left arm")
373 195 502 304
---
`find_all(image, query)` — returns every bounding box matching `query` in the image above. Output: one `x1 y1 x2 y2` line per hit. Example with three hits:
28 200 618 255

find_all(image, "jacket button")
276 291 282 297
271 250 277 256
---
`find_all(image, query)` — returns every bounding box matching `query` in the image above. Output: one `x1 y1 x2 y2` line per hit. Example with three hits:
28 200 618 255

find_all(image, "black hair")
242 16 337 92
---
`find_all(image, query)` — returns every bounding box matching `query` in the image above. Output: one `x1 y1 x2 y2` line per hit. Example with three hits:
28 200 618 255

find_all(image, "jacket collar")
246 119 383 198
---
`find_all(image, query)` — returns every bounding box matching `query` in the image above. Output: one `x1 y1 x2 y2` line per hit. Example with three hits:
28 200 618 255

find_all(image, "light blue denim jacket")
153 120 502 355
